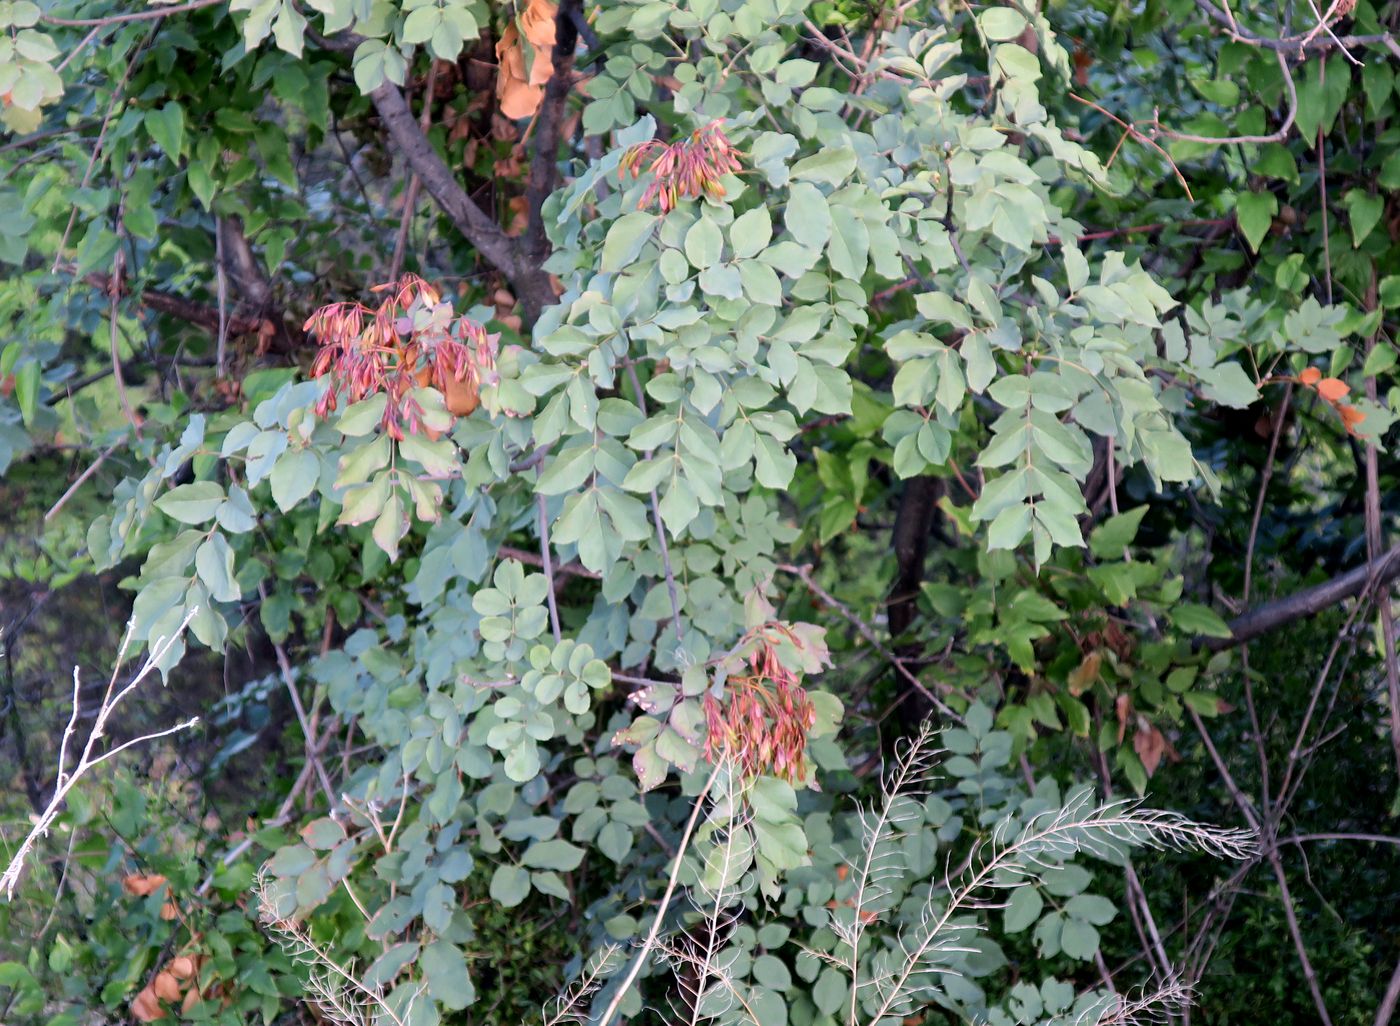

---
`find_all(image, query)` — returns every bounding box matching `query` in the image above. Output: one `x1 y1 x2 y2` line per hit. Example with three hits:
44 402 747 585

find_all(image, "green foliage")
4 0 1400 1024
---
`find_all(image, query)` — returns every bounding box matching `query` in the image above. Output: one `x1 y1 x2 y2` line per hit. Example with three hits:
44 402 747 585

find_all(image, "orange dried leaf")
1340 403 1367 433
1114 693 1132 743
1317 377 1350 401
1133 724 1166 777
442 376 481 418
167 956 196 981
1299 366 1322 386
131 986 166 1022
519 0 558 83
122 873 169 897
495 22 548 118
153 972 182 1002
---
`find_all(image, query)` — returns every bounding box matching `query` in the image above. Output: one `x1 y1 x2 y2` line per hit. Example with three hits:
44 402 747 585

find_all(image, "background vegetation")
2 0 1400 1024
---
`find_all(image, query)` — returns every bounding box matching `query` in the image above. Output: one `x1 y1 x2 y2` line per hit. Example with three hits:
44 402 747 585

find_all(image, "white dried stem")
1 612 199 900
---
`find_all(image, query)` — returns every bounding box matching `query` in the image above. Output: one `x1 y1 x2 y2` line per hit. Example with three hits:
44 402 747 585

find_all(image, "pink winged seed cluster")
305 275 498 439
620 119 743 213
703 632 817 786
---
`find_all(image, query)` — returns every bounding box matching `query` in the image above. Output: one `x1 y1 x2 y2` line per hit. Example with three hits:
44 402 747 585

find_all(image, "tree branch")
1206 545 1400 651
368 79 555 324
84 272 264 336
1195 0 1400 56
42 0 222 27
523 0 582 266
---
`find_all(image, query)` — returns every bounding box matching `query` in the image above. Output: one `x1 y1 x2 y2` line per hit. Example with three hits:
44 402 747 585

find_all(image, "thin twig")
107 244 143 440
537 491 563 642
215 215 229 377
55 24 104 72
1239 382 1293 810
44 443 116 522
1193 0 1400 55
623 360 684 646
43 0 221 26
1150 50 1298 144
497 544 598 579
52 26 154 273
1069 93 1195 201
1318 65 1333 305
777 562 964 721
388 61 440 283
1360 272 1400 779
1377 956 1400 1026
260 583 338 806
597 761 724 1026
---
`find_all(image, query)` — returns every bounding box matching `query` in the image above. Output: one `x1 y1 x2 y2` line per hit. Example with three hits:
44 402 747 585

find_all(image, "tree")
2 0 1400 1024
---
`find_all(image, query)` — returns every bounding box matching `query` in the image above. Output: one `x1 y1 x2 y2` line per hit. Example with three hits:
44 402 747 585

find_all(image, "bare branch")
43 0 222 27
1205 545 1400 650
254 870 414 1026
1148 50 1297 145
368 79 556 324
596 760 726 1026
1194 0 1400 56
0 613 199 900
779 562 963 721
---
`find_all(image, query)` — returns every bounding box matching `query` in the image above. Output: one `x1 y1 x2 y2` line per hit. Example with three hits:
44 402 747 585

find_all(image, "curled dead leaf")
505 194 529 237
490 112 519 142
519 0 557 81
495 23 547 119
131 985 166 1022
1341 403 1367 434
153 972 182 1002
1067 650 1102 696
122 873 169 897
413 366 480 418
181 987 202 1014
1133 723 1166 777
160 900 179 921
1317 377 1350 402
167 956 196 981
1114 693 1132 744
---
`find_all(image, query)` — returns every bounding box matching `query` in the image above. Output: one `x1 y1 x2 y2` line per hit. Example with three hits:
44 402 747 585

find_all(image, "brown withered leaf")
122 873 169 897
153 972 182 1003
131 985 166 1022
519 0 557 84
504 195 528 237
1134 722 1166 777
495 21 551 119
412 366 479 418
1067 650 1101 696
1114 693 1132 744
495 0 559 119
490 111 519 142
